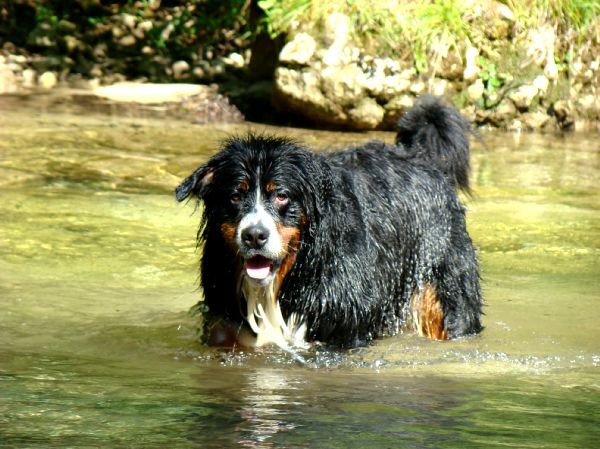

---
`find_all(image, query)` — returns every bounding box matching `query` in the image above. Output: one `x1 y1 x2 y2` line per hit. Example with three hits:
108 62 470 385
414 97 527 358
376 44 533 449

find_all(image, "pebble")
39 71 58 89
22 68 37 88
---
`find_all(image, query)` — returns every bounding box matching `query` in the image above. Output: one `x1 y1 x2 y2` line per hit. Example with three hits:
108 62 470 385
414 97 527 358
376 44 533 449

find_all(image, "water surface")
1 96 598 448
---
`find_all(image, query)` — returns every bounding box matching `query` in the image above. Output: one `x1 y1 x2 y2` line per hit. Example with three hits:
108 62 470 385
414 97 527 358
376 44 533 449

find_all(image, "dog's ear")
175 164 215 202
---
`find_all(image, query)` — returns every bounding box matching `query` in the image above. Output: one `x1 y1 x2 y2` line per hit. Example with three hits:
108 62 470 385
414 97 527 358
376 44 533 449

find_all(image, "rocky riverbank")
1 1 598 131
273 9 599 132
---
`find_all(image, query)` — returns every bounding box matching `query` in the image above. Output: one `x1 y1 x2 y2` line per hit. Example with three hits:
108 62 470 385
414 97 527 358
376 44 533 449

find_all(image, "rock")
57 19 76 33
430 78 448 96
223 52 245 69
112 27 124 39
533 75 549 96
508 84 539 110
118 35 136 47
522 111 550 129
494 98 517 120
92 82 213 104
324 13 350 47
63 35 82 53
347 98 384 129
0 67 18 94
39 71 57 89
22 69 37 88
321 64 367 105
382 95 414 128
476 0 514 40
439 53 463 80
6 62 22 72
467 79 485 102
274 67 334 120
551 100 574 129
578 94 597 114
507 119 523 131
322 13 354 66
192 66 206 79
385 95 414 112
410 81 426 95
122 13 137 29
279 33 316 65
527 25 556 68
365 72 411 101
544 58 559 81
172 60 190 79
463 46 480 82
322 44 354 67
10 55 27 64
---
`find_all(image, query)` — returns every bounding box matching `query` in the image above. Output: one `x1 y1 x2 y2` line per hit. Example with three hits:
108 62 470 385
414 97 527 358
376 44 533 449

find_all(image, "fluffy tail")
396 96 472 192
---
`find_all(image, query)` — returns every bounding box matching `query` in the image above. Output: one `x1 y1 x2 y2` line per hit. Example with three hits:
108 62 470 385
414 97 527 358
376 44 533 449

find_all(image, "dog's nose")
242 225 270 249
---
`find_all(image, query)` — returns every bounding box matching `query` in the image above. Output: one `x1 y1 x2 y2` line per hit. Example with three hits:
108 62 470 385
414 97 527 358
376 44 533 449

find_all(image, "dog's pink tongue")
246 257 272 280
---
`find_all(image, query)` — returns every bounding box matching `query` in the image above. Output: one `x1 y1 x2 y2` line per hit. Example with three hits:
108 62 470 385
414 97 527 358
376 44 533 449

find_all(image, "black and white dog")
176 96 483 349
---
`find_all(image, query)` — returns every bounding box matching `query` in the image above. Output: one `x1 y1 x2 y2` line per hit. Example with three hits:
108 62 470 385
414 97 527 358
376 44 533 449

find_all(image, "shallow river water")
1 96 599 448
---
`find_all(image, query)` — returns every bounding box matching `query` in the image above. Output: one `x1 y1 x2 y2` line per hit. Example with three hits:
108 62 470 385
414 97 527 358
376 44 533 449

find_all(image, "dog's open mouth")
245 255 277 281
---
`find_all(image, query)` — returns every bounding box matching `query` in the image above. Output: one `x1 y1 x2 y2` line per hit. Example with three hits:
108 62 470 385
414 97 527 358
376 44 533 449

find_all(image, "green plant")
478 57 502 95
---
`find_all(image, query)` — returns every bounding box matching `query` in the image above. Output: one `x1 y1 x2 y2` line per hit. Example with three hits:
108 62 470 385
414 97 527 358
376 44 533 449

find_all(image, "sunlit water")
1 95 598 448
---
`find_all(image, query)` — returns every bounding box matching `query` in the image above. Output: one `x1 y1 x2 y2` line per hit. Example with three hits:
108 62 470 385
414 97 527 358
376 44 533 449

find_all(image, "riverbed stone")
279 33 316 66
93 82 212 103
22 68 36 88
0 67 18 94
39 71 58 89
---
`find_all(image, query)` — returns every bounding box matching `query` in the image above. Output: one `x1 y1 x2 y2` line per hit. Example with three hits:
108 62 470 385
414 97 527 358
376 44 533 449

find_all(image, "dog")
176 96 483 350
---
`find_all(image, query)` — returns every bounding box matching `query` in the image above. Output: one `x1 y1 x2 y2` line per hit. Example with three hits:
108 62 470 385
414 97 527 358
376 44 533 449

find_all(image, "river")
1 95 598 448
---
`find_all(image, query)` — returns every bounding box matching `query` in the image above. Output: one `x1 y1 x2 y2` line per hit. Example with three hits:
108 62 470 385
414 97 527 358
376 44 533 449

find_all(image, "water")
1 95 598 448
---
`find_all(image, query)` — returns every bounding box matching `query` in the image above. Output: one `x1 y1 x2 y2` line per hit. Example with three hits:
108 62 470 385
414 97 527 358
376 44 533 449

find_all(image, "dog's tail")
395 96 472 193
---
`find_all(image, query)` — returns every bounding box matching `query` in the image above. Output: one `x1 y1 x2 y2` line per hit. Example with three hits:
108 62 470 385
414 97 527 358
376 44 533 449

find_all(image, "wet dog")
176 96 483 349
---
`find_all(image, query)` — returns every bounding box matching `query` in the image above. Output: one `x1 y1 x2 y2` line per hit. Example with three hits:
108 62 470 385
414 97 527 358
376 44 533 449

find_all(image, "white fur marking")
237 189 283 256
242 277 308 350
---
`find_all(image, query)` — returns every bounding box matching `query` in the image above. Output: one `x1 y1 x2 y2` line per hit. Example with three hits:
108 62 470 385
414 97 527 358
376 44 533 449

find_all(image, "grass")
257 0 599 73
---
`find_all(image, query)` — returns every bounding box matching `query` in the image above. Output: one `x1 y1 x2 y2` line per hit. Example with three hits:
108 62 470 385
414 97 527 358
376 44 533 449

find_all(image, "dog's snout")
242 225 270 249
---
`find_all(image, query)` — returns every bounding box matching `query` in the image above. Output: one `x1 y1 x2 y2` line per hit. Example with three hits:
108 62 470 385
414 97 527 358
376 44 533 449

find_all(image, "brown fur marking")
239 179 249 192
266 181 277 193
220 222 237 249
411 284 448 340
275 224 301 293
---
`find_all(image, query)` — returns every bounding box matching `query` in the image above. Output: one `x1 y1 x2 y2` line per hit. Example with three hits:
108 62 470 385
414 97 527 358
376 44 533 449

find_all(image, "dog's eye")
230 192 242 204
275 192 289 205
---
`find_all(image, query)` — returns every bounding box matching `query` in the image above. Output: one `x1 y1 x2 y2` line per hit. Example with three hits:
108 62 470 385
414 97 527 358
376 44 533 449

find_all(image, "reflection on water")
0 97 599 448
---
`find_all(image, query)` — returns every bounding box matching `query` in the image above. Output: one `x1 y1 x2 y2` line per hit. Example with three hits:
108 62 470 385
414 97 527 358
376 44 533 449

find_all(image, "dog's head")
176 134 325 288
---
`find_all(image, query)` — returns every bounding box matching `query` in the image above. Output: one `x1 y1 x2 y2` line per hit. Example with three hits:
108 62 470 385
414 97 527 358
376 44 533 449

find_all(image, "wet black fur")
176 96 483 348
